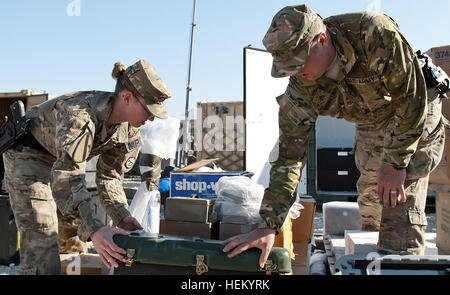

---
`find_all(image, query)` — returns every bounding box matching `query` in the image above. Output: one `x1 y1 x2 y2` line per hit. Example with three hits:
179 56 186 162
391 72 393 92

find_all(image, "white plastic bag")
210 176 265 224
129 182 160 233
288 196 304 220
139 117 180 159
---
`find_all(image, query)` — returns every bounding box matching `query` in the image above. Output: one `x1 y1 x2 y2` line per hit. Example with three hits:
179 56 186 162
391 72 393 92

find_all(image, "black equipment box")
317 148 360 191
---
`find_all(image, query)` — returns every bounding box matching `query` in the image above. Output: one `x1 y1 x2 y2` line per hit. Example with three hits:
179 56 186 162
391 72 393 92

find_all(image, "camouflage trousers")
3 146 87 275
355 88 445 255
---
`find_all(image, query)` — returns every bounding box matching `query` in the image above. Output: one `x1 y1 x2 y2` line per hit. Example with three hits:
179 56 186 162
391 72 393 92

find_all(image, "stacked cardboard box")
427 45 450 185
435 191 450 254
159 219 217 239
218 216 295 259
160 197 217 239
291 196 316 275
424 46 450 255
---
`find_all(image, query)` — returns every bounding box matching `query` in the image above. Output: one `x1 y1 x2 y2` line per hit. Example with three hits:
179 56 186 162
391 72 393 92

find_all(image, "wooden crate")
0 90 50 121
196 102 244 171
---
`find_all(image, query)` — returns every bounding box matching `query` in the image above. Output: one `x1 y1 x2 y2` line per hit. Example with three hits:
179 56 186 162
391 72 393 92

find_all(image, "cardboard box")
292 241 310 265
426 45 450 185
291 241 311 275
170 159 244 199
159 219 217 239
292 195 317 242
164 197 215 223
170 172 242 199
218 222 258 240
426 45 450 78
60 253 108 275
291 264 309 275
273 216 294 258
218 218 291 242
218 217 295 259
436 191 450 254
429 129 450 185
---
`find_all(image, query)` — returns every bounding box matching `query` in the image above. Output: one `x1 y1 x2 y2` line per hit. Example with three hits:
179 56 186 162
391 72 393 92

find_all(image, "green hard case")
112 231 292 275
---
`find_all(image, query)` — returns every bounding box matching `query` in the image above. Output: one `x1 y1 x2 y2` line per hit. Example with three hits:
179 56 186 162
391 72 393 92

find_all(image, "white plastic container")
129 182 160 234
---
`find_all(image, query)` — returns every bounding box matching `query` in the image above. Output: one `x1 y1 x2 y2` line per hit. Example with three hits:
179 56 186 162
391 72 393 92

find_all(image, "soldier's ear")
317 32 327 45
120 90 133 104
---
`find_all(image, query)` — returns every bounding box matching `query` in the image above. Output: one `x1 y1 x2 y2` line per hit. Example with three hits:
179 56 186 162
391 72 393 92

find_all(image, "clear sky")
1 0 449 118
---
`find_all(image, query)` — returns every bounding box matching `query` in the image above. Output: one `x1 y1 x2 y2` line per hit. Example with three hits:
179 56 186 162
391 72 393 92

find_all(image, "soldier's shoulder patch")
124 157 136 169
66 127 93 163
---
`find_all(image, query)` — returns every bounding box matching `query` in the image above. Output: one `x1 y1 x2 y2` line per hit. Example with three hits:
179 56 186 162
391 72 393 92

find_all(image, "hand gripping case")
112 231 292 275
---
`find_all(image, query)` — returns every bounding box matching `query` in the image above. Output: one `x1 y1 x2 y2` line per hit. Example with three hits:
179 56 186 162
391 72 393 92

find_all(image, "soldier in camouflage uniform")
2 59 171 274
224 4 447 267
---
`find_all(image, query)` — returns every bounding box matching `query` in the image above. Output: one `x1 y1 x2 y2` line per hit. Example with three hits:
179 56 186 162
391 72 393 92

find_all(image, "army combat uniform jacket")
260 12 444 231
26 91 142 241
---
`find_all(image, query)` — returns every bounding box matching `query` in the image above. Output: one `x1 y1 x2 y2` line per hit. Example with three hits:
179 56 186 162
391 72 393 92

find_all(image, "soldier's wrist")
110 207 131 226
256 223 278 235
385 161 406 171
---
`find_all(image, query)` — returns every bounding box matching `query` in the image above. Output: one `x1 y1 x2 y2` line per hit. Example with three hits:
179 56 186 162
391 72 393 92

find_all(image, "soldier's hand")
90 226 129 268
222 228 276 268
118 216 143 231
376 162 407 208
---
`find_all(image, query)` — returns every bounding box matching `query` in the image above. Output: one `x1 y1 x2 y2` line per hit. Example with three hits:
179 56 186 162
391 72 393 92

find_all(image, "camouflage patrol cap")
263 4 324 78
123 59 171 119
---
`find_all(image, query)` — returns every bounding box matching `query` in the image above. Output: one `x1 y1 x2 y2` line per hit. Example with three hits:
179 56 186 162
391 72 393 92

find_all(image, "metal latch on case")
196 255 209 275
125 249 135 267
263 260 277 275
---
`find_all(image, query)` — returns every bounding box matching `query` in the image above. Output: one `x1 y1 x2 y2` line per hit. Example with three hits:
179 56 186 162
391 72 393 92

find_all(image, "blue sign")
170 172 242 199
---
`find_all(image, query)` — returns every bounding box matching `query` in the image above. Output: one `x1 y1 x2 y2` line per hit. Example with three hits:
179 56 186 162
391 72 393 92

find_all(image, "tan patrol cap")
122 60 171 119
263 4 324 78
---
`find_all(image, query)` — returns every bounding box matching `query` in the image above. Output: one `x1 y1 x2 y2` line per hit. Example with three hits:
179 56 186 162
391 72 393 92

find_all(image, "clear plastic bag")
210 176 265 224
129 182 160 233
288 196 304 220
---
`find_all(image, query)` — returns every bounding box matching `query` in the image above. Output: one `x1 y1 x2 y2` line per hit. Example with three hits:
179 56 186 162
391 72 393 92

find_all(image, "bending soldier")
2 59 171 274
224 4 447 266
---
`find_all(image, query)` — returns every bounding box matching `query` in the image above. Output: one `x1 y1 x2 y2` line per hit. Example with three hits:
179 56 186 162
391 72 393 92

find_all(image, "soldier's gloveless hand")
118 216 143 231
222 228 276 268
376 163 407 208
90 226 129 268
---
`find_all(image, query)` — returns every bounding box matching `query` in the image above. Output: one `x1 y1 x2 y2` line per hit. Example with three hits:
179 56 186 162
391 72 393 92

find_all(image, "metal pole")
182 0 197 166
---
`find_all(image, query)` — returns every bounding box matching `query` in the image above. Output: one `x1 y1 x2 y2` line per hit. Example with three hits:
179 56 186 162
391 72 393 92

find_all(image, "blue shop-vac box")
169 159 251 199
170 172 242 199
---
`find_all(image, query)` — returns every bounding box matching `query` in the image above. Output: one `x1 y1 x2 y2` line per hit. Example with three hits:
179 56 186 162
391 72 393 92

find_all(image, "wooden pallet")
323 234 347 275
